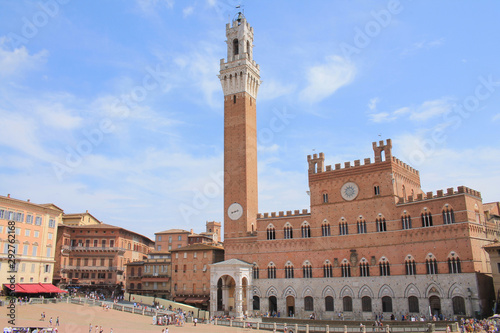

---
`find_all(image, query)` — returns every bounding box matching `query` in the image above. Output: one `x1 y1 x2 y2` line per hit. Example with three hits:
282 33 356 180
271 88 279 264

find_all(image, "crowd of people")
459 318 500 333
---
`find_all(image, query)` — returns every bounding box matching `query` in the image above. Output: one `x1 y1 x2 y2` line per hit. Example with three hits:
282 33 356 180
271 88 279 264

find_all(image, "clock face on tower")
227 202 243 221
340 182 359 201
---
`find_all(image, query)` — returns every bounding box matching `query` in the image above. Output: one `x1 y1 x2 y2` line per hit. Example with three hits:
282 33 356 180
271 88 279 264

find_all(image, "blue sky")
0 0 499 240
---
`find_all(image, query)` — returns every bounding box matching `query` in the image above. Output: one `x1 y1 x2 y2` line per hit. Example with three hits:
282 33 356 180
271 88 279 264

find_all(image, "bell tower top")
225 13 255 62
219 12 261 98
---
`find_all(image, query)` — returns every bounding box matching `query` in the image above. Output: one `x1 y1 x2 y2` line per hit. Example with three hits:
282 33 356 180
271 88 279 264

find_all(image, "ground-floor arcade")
250 273 490 320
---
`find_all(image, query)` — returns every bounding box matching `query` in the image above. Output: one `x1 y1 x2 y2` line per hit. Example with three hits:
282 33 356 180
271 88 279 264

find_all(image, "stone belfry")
219 12 261 241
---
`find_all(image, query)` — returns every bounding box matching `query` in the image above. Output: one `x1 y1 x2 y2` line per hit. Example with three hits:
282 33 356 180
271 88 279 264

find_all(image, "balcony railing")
62 245 125 253
61 265 124 273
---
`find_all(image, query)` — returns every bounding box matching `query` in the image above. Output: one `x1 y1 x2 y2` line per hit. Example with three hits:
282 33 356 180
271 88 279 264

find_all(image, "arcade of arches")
248 294 467 318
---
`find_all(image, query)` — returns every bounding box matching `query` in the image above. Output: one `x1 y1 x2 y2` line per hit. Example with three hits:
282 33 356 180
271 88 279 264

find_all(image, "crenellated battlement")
391 156 419 176
404 186 481 203
373 139 392 163
257 209 310 219
307 139 422 177
307 153 325 173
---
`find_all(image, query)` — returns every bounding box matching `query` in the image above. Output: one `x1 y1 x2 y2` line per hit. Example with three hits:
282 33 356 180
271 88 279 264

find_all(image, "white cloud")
401 38 445 56
409 97 453 121
300 55 356 104
394 132 500 203
136 0 174 13
393 107 411 116
493 114 500 122
183 6 194 18
172 42 222 108
258 144 280 153
0 110 54 162
0 37 48 78
368 97 379 111
258 79 295 101
36 103 82 130
369 112 396 123
367 98 453 123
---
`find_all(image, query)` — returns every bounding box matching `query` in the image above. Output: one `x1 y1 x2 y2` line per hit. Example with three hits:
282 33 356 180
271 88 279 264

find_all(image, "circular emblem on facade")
341 182 359 201
227 202 243 221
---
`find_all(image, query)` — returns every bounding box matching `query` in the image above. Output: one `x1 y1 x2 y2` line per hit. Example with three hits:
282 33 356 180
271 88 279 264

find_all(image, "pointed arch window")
253 264 259 279
285 262 294 279
323 261 333 278
267 263 276 279
322 221 331 236
448 255 461 274
357 218 367 234
376 217 387 232
421 211 433 227
405 256 417 275
379 258 390 276
267 225 276 240
339 220 348 235
426 257 438 274
402 214 412 230
359 260 370 277
284 224 293 239
302 261 313 278
443 207 455 225
301 223 311 238
341 261 351 277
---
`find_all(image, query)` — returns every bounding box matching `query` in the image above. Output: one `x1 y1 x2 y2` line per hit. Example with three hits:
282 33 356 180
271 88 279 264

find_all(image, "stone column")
210 285 218 315
235 284 243 319
246 285 252 315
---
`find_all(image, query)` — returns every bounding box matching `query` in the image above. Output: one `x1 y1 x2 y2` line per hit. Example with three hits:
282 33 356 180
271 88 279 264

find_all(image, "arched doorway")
382 296 393 313
253 296 260 311
286 296 295 317
429 296 441 316
269 296 277 315
216 275 236 313
452 296 466 315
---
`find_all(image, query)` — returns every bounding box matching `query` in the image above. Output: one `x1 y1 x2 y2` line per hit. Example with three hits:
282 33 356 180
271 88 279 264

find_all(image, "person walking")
56 317 59 326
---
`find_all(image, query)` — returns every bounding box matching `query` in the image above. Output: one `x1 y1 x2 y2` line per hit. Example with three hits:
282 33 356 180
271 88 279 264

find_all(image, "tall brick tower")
219 13 261 241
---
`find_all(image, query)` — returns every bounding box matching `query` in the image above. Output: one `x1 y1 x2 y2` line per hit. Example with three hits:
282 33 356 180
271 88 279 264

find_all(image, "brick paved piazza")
1 302 262 333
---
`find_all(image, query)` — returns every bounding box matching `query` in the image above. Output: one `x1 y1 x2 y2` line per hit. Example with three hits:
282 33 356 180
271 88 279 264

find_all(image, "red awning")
39 283 68 293
3 283 67 294
3 284 28 293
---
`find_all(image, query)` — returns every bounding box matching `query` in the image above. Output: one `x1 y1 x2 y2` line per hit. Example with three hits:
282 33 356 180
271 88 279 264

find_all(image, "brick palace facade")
210 14 499 320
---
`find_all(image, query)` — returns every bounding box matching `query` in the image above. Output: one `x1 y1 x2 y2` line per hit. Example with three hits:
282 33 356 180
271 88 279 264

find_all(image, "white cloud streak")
300 55 356 104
